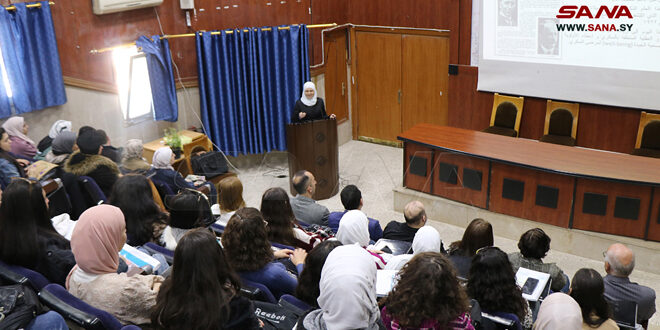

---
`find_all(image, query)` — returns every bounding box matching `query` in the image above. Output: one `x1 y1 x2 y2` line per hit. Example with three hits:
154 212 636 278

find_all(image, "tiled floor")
227 140 660 329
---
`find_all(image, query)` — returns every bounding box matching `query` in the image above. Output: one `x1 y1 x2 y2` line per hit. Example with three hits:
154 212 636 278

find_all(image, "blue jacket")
0 158 21 188
239 262 304 299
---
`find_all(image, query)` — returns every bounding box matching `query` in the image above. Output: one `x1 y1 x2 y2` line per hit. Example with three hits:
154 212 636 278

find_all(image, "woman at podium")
291 81 336 123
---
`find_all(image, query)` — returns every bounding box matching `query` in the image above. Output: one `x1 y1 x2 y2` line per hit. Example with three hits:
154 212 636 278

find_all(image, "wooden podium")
286 119 339 200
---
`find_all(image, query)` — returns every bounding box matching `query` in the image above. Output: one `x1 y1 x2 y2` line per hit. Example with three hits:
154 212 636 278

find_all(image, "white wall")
17 85 203 148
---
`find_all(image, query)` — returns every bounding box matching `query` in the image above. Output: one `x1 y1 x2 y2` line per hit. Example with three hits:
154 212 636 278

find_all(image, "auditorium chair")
607 299 639 330
142 242 174 265
240 278 277 303
539 100 579 146
482 93 525 137
0 260 50 291
79 176 107 205
632 111 660 158
39 283 141 330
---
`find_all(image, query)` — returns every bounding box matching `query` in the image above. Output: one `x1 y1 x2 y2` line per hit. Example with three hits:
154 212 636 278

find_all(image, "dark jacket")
34 232 76 286
63 151 120 198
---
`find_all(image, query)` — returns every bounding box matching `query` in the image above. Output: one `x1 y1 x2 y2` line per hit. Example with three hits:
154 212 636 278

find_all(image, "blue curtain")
196 25 310 156
136 35 178 122
0 1 66 116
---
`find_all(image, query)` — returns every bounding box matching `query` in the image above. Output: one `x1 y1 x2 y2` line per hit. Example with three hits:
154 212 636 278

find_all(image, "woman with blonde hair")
213 176 246 226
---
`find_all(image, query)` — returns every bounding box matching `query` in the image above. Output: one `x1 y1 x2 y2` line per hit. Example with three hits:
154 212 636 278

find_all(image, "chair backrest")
210 223 225 236
607 298 638 329
43 178 73 218
544 100 579 138
491 93 524 135
61 172 91 219
635 112 660 149
0 260 51 291
241 278 277 303
271 242 295 251
78 176 107 205
280 294 312 311
150 177 176 199
142 242 174 265
39 283 124 330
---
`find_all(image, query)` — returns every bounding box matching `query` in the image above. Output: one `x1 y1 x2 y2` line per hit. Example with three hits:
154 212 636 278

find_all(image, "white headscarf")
315 244 380 330
2 116 34 145
152 147 174 170
300 81 317 107
337 210 370 247
384 226 442 271
48 120 72 139
533 293 582 330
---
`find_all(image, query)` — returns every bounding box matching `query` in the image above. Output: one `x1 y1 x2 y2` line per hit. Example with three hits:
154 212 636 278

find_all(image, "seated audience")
290 170 329 226
261 187 329 250
212 176 245 226
119 139 151 174
45 131 77 166
37 119 72 153
148 147 217 200
384 225 442 271
533 293 583 330
63 128 120 197
328 184 383 241
98 129 122 163
603 243 656 327
337 209 387 269
110 175 168 247
570 268 619 329
468 246 532 328
448 218 493 279
222 207 307 299
296 244 383 329
0 128 27 187
2 116 37 158
508 228 568 292
380 252 474 329
382 200 426 242
0 179 75 285
67 205 163 326
161 190 214 250
295 240 343 308
151 228 260 329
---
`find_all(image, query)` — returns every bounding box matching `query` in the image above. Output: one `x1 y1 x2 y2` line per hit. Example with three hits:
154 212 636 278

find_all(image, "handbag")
191 151 228 178
0 284 42 330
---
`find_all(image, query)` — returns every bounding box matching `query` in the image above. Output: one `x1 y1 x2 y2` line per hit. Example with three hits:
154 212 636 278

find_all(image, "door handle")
398 90 401 104
341 82 345 96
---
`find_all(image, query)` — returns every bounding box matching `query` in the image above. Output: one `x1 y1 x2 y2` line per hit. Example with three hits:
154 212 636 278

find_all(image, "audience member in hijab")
533 293 583 330
291 81 336 123
384 226 443 271
380 252 474 330
67 205 164 326
45 131 77 166
0 179 75 286
295 240 343 309
151 228 260 329
160 190 214 250
38 119 72 152
0 127 27 187
296 244 385 330
63 129 120 197
337 209 387 269
2 116 37 158
148 146 216 200
97 129 122 163
119 139 151 174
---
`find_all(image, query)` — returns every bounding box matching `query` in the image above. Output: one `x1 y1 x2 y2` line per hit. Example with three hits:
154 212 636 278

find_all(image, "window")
113 47 153 123
0 47 13 99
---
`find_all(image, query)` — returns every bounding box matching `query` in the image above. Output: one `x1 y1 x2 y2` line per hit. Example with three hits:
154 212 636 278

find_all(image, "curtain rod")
90 23 337 54
4 1 55 10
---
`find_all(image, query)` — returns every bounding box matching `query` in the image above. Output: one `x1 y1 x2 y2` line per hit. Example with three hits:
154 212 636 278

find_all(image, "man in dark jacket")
63 129 120 198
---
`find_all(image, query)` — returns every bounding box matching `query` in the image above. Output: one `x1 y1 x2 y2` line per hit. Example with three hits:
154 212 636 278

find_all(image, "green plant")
164 128 182 149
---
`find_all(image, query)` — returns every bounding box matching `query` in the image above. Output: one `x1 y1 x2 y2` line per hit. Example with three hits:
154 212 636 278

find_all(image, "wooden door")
355 31 402 142
324 31 349 122
401 34 450 132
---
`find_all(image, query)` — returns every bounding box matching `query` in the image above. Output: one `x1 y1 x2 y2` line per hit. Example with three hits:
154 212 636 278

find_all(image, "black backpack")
0 284 42 330
191 151 228 179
